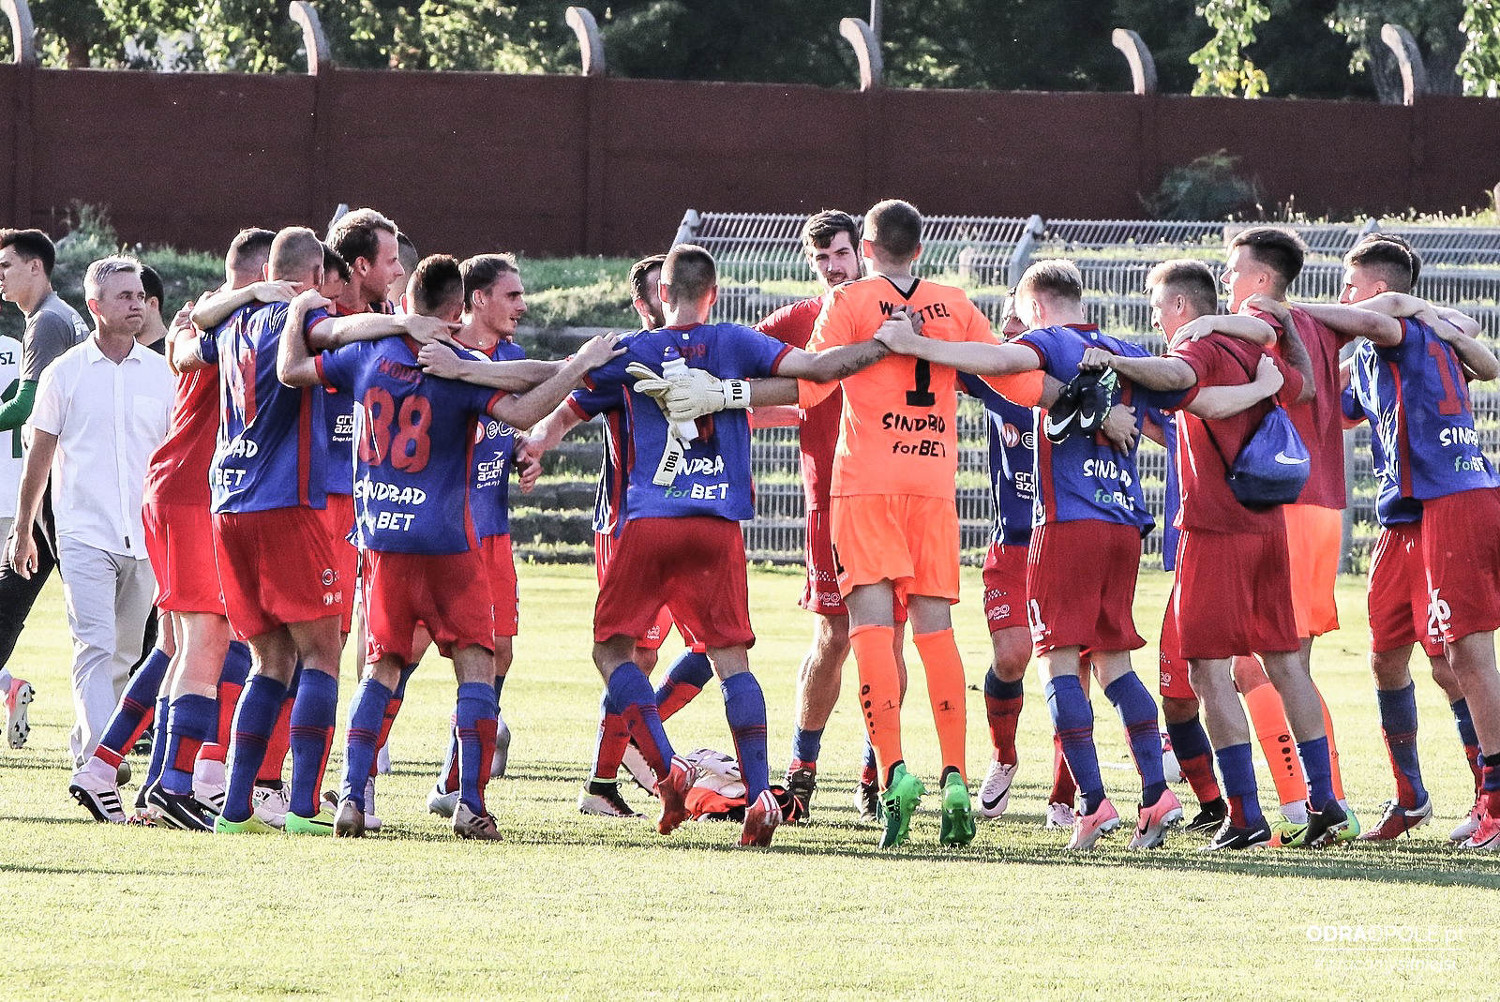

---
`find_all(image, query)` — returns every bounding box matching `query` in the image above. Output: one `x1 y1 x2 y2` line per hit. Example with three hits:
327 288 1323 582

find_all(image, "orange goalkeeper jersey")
804 275 1042 500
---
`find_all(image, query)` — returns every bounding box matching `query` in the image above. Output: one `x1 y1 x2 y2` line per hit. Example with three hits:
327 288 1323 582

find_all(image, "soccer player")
529 243 893 845
1292 241 1500 851
1079 258 1348 850
0 228 90 744
876 258 1192 850
1220 226 1358 841
792 199 1045 849
279 255 621 840
754 210 909 822
517 254 716 819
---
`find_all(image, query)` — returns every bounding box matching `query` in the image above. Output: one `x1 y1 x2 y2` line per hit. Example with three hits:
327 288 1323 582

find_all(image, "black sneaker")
784 762 816 824
853 779 881 824
1202 817 1272 851
132 725 154 756
1185 798 1228 833
577 781 641 818
1301 801 1349 848
148 786 215 832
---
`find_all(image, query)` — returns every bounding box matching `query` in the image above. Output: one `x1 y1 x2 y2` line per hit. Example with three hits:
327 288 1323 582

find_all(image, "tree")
1458 0 1500 96
1190 0 1273 96
1328 0 1466 101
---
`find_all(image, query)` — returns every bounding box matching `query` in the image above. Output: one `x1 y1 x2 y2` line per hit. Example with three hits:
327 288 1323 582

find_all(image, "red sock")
369 696 403 778
985 693 1024 767
1048 732 1077 806
476 717 498 813
1466 744 1484 794
657 685 701 722
1177 752 1222 806
592 703 631 782
259 695 293 783
216 680 243 748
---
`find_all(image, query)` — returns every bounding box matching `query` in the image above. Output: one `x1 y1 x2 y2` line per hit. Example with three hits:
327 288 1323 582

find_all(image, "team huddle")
1 196 1498 853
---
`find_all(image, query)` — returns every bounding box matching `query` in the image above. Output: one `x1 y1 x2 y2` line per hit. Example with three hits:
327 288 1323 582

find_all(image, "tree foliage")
1458 0 1500 96
1190 0 1272 96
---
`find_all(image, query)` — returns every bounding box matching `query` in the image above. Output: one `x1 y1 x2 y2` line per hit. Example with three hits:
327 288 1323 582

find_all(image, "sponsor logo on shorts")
321 568 336 587
1001 422 1020 449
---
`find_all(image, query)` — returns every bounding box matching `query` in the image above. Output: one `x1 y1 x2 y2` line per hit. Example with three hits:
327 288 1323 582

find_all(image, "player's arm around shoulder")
278 290 336 387
1292 299 1405 348
1079 343 1197 393
488 333 625 431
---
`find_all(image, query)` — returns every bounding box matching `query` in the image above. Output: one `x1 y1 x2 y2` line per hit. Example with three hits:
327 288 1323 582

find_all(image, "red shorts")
1170 525 1298 661
363 548 494 665
143 500 225 615
595 529 693 651
1157 602 1195 700
802 509 846 616
323 493 358 634
981 541 1028 634
594 517 753 649
1421 488 1500 645
212 506 346 641
483 534 519 639
1026 521 1144 654
1368 522 1444 657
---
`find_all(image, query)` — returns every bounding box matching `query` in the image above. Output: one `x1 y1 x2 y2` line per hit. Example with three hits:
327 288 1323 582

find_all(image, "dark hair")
269 227 325 282
801 210 860 254
1146 259 1219 315
864 199 922 260
1345 233 1420 293
460 253 519 309
322 242 350 283
139 264 165 306
628 254 667 304
396 231 419 275
1017 259 1084 305
661 244 716 303
410 254 464 317
1228 226 1307 288
326 208 397 269
0 228 57 276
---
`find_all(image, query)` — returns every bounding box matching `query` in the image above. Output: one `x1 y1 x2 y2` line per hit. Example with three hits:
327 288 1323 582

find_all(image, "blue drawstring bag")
1202 355 1310 510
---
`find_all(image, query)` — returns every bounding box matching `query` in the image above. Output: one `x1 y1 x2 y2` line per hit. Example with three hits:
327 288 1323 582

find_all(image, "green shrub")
1144 150 1261 221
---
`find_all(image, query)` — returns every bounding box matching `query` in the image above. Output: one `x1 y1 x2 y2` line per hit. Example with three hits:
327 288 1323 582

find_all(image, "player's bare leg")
1258 649 1345 845
217 627 302 832
1362 643 1437 839
139 611 230 829
1040 646 1122 848
1428 650 1485 839
1088 649 1178 848
782 611 847 821
269 616 343 833
1444 631 1500 848
491 635 514 779
1187 657 1272 849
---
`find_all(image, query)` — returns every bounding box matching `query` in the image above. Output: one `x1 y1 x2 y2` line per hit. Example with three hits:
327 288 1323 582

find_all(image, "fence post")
839 17 882 92
1380 23 1427 107
289 1 331 76
290 3 334 228
1111 28 1157 95
1007 215 1045 287
565 7 605 77
3 0 35 65
672 210 700 247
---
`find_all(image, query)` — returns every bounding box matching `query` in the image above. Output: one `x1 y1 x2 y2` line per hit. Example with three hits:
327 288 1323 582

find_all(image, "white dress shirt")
27 336 173 558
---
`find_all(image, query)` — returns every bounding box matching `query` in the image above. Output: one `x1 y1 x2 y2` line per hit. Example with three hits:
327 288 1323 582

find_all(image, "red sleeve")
313 354 331 387
756 298 819 350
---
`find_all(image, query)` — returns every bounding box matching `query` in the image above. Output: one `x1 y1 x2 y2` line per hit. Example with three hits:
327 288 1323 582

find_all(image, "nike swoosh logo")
980 792 1006 810
1273 452 1306 465
1044 409 1079 440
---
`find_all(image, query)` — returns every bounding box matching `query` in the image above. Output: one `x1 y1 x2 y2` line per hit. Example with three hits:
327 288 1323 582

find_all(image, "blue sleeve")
198 331 219 366
584 350 630 398
1140 386 1189 412
733 326 794 378
1014 329 1054 373
959 371 1008 413
1340 382 1363 422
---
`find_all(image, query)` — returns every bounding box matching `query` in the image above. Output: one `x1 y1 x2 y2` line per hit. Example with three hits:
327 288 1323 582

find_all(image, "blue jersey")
568 378 631 538
316 337 501 555
1342 378 1421 527
1015 324 1178 533
1147 408 1182 569
959 373 1035 547
586 323 791 523
323 300 395 496
211 302 331 514
1348 320 1497 505
468 338 528 540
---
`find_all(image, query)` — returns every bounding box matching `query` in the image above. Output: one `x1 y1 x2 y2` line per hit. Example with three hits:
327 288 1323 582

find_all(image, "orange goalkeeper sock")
1313 682 1346 802
1240 661 1307 809
914 628 968 784
850 624 903 788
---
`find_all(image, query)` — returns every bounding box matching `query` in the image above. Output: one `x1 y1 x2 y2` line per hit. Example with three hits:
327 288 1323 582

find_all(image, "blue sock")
985 669 1024 701
1297 735 1336 811
1104 672 1168 807
655 650 713 717
1376 683 1426 808
493 672 506 706
1215 742 1264 827
161 693 218 796
223 675 286 822
455 681 496 815
607 662 675 778
1165 717 1213 762
98 646 170 760
393 663 417 701
341 678 393 809
143 694 172 790
288 668 339 819
221 641 252 688
722 672 770 801
790 726 824 765
1452 698 1479 748
862 736 877 776
1046 674 1105 814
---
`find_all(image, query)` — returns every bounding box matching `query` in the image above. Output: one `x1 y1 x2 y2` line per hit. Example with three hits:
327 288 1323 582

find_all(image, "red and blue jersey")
1342 378 1421 527
1346 318 1495 508
585 323 792 523
468 338 528 540
959 372 1035 547
323 300 393 497
568 379 630 538
211 302 331 515
1015 324 1181 533
315 337 503 555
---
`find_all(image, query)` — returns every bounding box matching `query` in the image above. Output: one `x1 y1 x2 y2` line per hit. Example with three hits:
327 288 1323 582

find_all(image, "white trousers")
57 538 155 768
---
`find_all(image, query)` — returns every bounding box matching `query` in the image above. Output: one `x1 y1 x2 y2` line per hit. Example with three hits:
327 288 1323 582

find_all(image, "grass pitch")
2 565 1497 999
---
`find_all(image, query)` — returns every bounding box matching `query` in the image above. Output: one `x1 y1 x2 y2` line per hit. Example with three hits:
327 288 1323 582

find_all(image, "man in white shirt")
6 256 173 769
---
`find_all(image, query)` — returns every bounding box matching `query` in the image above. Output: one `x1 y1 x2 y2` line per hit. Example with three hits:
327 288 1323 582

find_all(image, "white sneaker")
1043 801 1074 829
1279 800 1309 826
252 785 289 829
193 758 228 815
491 714 511 780
363 775 382 832
4 677 34 749
577 782 641 818
376 741 392 776
1451 797 1484 842
69 763 126 823
977 760 1018 820
452 801 501 841
620 744 657 796
427 782 459 819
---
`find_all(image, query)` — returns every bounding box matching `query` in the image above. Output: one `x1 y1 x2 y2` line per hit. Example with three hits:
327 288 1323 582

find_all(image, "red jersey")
1254 305 1351 509
1170 333 1304 534
757 295 840 511
142 336 218 507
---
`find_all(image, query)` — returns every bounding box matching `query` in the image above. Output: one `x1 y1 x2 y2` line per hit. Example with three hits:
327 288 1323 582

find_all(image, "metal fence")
679 210 1500 569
